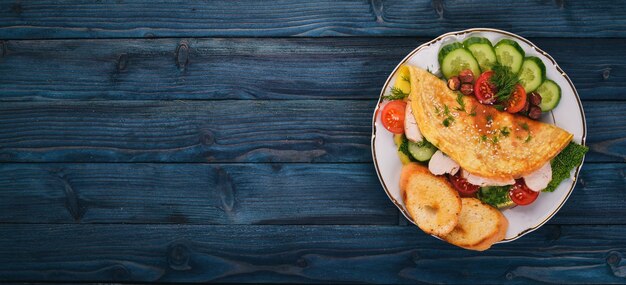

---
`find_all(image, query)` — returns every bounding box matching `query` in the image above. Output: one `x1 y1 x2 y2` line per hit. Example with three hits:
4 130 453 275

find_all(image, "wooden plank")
0 100 622 163
1 0 626 39
0 38 624 101
0 162 622 225
0 100 375 163
0 163 397 225
1 224 625 283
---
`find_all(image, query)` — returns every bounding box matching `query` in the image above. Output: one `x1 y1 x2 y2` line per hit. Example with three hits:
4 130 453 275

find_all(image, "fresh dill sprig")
468 106 477 116
442 104 454 127
500 126 511 137
454 93 466 112
382 86 408 100
490 62 520 102
401 74 410 82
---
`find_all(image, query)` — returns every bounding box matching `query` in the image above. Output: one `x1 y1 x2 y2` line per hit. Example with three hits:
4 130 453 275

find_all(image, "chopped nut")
528 105 542 120
459 69 474 83
447 76 461 90
460 83 474 96
530 91 542 105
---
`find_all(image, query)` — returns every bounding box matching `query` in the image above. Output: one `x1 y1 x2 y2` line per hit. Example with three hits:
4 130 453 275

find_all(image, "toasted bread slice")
400 163 461 236
440 198 509 251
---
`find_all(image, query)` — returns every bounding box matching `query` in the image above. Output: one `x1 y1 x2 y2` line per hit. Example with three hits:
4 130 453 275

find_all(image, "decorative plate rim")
370 28 587 243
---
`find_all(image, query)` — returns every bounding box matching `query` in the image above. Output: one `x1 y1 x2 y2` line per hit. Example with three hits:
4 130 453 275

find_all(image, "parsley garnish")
492 136 499 144
500 126 510 137
525 135 532 143
382 86 408 100
480 135 488 142
490 62 520 102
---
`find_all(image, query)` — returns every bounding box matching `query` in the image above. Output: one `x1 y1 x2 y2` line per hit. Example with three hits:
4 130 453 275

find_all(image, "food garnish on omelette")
407 65 572 181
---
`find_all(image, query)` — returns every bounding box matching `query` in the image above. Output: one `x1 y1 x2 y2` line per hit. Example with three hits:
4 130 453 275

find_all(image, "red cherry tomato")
509 179 539 206
504 84 527 113
473 71 497 104
449 172 480 197
380 100 406 134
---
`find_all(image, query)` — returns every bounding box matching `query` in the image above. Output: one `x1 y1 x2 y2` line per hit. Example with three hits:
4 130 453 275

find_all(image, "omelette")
407 66 573 181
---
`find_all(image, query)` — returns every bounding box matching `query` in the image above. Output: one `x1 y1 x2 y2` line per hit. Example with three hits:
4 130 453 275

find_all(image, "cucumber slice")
518 57 546 93
494 39 525 73
407 140 437 162
438 42 481 79
463 37 497 71
536 79 561 111
477 186 515 209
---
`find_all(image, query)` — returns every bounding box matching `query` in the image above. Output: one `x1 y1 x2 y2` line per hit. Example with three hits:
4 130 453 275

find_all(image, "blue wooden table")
1 1 625 283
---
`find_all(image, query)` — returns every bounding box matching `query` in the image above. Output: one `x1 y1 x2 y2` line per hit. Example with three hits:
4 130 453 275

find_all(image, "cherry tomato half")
504 84 527 113
380 100 406 134
509 179 539 206
474 71 497 104
449 172 480 197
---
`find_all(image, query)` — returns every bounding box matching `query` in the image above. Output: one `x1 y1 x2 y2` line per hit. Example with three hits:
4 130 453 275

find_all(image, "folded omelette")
407 66 573 181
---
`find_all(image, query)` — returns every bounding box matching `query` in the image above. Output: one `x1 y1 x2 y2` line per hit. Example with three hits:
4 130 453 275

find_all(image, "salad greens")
477 186 513 208
543 142 588 192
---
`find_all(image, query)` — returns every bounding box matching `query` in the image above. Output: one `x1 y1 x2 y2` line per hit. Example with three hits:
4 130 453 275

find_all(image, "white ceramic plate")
371 28 587 242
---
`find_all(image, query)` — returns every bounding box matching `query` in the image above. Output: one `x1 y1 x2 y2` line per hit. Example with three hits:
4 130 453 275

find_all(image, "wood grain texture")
0 38 624 101
1 224 625 283
0 100 623 163
0 163 397 225
1 0 626 39
0 162 622 225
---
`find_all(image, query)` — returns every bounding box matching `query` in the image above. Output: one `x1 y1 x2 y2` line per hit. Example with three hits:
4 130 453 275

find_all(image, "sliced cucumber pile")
494 39 525 74
518 57 546 93
536 79 561 111
435 36 563 113
438 42 481 79
463 37 497 71
408 140 437 162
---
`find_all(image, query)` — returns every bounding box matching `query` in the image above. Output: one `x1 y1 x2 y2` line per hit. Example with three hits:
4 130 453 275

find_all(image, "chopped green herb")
455 93 466 112
397 135 416 162
434 105 441 115
443 117 453 127
382 86 408 100
469 106 477 116
491 136 499 144
493 104 505 111
401 74 410 82
520 122 529 131
486 115 493 123
525 135 532 143
500 126 510 137
443 105 451 116
543 142 588 192
480 135 488 142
